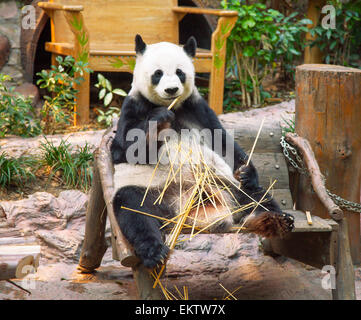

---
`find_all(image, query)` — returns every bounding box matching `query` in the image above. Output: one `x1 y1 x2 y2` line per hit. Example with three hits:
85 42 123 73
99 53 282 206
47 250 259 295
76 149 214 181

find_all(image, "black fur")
113 186 171 268
151 69 163 85
183 36 197 57
111 92 294 268
135 34 146 55
176 68 186 83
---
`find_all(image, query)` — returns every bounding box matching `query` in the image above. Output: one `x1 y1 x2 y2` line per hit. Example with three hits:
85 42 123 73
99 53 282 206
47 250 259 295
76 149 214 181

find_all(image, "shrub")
36 55 92 134
0 74 41 137
221 0 310 107
40 138 93 191
310 0 361 67
0 151 37 189
94 73 126 127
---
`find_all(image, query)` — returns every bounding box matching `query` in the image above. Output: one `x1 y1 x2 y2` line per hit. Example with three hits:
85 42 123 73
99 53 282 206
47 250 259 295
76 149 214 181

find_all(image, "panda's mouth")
164 95 181 100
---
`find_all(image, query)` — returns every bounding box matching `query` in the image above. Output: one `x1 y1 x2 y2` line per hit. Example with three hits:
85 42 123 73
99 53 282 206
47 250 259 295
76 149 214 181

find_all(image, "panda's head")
131 34 197 107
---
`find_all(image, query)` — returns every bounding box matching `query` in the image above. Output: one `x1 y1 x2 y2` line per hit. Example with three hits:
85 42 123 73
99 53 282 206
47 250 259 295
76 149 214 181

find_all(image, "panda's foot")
234 164 259 190
136 239 170 269
243 211 294 238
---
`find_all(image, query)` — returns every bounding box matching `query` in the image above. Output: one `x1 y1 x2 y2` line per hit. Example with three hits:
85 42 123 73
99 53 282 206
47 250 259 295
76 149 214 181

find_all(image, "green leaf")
112 88 127 97
104 92 113 106
99 88 106 100
243 46 256 57
241 18 256 29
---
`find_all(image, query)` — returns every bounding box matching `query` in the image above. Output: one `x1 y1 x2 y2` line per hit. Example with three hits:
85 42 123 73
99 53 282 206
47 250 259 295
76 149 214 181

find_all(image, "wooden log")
95 126 140 267
78 157 108 273
132 264 162 300
295 64 361 264
285 133 343 221
95 126 162 299
333 219 356 299
0 237 41 280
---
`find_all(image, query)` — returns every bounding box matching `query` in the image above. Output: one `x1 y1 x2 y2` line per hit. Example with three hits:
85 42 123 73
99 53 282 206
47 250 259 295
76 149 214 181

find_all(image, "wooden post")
209 16 237 115
78 156 108 273
333 219 356 299
295 64 361 264
64 11 90 126
304 0 325 64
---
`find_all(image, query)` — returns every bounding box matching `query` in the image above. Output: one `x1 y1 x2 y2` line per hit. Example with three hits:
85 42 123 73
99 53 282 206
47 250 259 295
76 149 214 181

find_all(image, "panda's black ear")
183 36 197 58
135 34 146 55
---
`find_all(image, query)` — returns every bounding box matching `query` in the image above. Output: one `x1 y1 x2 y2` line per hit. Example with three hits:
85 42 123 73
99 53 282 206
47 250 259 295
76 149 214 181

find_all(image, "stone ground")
1 101 361 300
4 236 361 300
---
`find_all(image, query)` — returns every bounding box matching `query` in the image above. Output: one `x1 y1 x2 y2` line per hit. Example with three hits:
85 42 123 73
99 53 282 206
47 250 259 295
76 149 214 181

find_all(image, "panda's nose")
164 87 179 95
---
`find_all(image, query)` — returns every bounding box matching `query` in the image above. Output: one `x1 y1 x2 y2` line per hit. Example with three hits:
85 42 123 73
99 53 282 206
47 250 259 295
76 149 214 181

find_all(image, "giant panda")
111 35 294 269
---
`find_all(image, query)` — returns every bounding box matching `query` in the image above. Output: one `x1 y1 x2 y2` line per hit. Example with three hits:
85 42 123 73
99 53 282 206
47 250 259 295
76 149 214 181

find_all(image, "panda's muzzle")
164 87 179 95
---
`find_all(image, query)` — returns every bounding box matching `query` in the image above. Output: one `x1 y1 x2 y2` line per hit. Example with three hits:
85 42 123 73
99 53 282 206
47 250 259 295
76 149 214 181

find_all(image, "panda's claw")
136 239 170 269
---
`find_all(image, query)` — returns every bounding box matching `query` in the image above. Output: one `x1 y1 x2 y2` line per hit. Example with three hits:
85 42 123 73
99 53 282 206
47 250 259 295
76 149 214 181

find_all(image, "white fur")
130 42 196 108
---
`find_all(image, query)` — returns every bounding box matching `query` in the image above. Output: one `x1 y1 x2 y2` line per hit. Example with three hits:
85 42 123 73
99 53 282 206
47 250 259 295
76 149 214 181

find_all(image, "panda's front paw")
135 238 170 269
150 107 175 126
234 163 259 190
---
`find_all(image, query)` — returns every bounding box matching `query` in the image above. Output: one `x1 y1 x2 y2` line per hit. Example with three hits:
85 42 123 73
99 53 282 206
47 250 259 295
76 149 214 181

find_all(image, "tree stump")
295 64 361 264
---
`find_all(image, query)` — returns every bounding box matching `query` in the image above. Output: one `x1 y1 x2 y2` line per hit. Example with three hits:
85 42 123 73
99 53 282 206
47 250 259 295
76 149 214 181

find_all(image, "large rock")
0 1 18 20
15 82 40 107
0 191 90 262
0 35 10 70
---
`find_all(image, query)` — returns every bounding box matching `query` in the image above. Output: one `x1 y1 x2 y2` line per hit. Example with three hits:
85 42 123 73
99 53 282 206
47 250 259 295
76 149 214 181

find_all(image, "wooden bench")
77 117 356 300
38 0 238 125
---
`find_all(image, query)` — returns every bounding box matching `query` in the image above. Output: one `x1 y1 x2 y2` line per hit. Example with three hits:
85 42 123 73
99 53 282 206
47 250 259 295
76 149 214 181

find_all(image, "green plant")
36 55 92 134
281 115 295 136
94 73 126 126
40 138 94 191
223 79 243 112
0 74 41 137
0 151 37 189
309 0 361 67
222 1 310 107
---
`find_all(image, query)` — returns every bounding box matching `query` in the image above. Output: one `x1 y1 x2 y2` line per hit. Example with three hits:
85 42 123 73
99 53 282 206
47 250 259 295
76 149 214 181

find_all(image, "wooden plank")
173 6 238 17
272 189 294 211
51 0 179 46
221 118 283 154
252 153 290 190
285 210 332 232
45 42 74 56
268 231 333 269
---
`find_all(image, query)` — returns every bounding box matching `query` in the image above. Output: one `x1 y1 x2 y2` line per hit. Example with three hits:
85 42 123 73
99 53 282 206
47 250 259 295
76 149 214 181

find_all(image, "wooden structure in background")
38 0 238 125
78 119 355 300
0 229 41 281
304 0 325 64
295 64 361 265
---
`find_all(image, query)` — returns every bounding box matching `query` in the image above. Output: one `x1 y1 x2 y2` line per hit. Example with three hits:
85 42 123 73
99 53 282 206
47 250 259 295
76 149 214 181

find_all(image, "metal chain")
280 136 361 213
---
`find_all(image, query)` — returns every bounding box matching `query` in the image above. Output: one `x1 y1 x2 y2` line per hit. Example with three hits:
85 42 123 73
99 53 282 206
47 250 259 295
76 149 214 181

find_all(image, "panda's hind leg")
113 185 171 269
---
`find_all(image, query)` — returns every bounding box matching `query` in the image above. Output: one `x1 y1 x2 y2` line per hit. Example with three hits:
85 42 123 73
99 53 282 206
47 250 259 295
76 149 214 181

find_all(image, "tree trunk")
295 64 361 264
304 0 325 64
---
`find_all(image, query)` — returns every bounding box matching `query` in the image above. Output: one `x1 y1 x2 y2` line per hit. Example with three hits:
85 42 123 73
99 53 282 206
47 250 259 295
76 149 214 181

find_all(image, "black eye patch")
151 69 163 85
176 68 186 83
